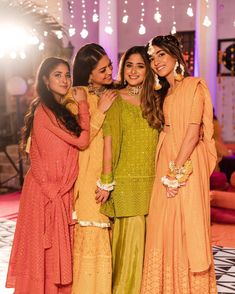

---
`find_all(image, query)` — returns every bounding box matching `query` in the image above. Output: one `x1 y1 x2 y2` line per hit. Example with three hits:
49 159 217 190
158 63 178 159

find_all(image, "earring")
123 79 127 86
46 84 50 91
154 74 162 91
174 61 185 81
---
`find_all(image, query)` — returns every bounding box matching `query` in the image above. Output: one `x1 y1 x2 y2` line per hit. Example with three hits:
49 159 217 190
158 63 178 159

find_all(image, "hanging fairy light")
154 0 162 23
56 30 63 39
68 0 76 36
80 0 88 38
186 2 194 17
138 1 146 35
92 0 99 22
171 4 177 34
203 0 211 27
122 0 129 24
104 0 113 35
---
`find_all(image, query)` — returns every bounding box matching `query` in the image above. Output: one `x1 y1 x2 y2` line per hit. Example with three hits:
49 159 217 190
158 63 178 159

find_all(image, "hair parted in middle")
143 35 190 129
21 57 82 153
72 43 108 86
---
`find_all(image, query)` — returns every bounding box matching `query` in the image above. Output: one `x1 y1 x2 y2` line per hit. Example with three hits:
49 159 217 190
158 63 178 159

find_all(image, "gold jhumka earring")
174 61 185 81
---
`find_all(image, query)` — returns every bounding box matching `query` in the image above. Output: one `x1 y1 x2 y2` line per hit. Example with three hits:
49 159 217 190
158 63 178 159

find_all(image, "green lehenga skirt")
112 216 146 294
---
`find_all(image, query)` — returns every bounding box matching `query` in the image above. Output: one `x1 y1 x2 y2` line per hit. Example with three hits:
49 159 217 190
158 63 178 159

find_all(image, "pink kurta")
6 101 90 294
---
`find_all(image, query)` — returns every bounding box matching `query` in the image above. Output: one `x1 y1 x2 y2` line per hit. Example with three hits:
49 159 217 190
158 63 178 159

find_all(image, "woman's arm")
43 100 90 150
90 90 117 142
174 124 200 167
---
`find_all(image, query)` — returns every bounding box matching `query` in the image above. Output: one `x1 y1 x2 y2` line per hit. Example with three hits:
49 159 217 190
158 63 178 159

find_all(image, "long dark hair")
21 57 82 152
117 46 160 129
143 35 190 129
73 43 109 86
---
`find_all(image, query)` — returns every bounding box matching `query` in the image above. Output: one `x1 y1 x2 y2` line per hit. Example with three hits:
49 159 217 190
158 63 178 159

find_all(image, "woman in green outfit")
96 46 159 294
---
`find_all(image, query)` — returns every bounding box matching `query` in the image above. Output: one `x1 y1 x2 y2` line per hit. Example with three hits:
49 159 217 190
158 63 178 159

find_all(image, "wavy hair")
116 46 160 129
142 35 190 129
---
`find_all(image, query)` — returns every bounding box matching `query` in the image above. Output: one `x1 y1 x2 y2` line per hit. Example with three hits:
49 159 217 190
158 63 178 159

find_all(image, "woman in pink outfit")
6 57 90 294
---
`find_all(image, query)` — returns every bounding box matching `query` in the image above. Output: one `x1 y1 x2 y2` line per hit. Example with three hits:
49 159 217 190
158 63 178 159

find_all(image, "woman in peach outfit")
141 35 218 293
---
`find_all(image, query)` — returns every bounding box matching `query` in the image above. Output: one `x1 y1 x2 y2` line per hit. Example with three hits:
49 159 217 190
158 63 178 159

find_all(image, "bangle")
161 176 180 188
168 159 193 183
100 172 113 184
96 178 116 191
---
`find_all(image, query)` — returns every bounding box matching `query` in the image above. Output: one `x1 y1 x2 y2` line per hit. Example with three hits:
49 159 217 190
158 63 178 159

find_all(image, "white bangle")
161 176 180 188
96 178 116 192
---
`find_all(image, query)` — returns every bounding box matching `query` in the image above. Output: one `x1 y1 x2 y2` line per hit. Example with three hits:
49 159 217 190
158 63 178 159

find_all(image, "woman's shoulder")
183 76 207 87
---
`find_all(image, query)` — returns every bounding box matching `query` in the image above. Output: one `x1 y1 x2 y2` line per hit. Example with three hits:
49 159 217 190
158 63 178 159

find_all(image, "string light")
122 0 129 24
186 2 194 17
56 1 61 21
56 30 63 39
44 0 48 13
104 0 113 35
68 0 76 37
154 0 162 23
92 0 99 22
138 1 146 35
39 42 45 51
203 0 211 27
80 0 88 38
171 3 177 34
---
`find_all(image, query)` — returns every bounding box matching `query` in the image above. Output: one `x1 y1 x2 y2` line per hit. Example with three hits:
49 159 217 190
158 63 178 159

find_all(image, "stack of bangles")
161 159 193 188
96 173 116 192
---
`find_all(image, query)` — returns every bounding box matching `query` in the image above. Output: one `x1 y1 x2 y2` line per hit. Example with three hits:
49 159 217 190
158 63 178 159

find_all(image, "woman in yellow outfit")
65 43 116 294
141 35 218 294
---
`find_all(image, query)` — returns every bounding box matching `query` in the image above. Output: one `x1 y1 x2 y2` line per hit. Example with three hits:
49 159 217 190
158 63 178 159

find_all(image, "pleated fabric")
112 216 146 294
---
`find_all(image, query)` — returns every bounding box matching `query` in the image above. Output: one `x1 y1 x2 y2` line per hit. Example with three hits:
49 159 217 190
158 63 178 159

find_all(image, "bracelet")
100 172 113 184
161 176 181 188
168 159 193 183
96 178 116 192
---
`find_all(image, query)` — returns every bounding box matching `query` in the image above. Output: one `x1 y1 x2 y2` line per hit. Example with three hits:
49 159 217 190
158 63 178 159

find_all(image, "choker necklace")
127 85 143 96
88 84 106 97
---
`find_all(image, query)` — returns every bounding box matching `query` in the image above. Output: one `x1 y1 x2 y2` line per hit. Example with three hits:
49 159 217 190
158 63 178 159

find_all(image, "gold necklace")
88 84 106 97
126 85 143 96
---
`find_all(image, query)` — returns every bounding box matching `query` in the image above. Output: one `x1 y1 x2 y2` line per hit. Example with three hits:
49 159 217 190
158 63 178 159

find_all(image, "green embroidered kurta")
100 96 159 217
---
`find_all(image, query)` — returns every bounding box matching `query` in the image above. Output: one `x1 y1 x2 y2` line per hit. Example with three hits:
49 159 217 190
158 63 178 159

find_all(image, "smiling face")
89 55 113 87
150 45 176 80
124 53 146 87
44 63 71 102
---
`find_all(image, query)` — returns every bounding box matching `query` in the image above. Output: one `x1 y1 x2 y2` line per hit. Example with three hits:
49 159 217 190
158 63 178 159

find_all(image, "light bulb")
203 16 211 27
92 13 99 22
122 15 128 24
187 7 193 17
138 24 146 35
154 11 162 23
104 26 113 35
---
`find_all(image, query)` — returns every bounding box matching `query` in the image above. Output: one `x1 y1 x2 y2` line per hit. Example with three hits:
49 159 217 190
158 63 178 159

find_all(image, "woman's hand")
72 87 87 103
98 90 117 113
166 187 179 198
95 187 110 204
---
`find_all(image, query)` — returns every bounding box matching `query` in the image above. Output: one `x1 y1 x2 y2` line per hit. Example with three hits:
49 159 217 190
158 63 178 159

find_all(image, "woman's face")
44 63 71 101
89 55 113 87
124 53 146 87
150 45 176 79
